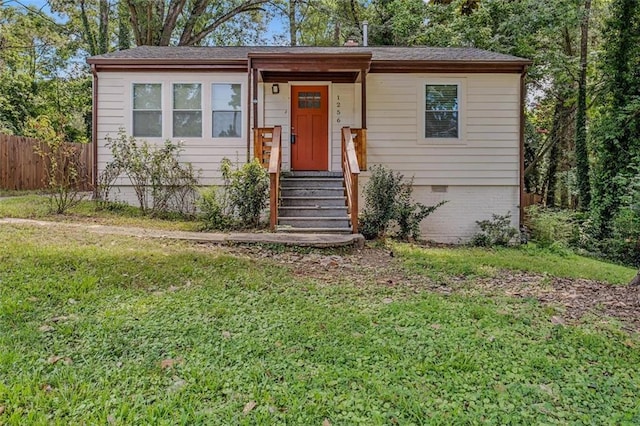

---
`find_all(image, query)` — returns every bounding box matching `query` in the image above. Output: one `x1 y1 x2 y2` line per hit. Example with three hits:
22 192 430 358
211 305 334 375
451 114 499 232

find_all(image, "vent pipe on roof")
363 21 368 46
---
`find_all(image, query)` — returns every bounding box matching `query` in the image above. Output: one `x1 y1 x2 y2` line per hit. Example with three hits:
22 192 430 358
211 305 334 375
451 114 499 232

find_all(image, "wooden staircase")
276 172 353 234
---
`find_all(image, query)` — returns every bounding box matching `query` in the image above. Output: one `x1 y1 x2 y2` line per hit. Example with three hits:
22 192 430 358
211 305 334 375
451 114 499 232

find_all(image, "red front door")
291 86 329 171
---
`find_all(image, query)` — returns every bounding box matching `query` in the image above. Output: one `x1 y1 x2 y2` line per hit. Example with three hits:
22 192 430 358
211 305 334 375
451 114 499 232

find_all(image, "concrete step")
285 171 344 178
280 187 346 198
281 177 345 189
280 196 347 207
279 206 348 217
275 226 353 234
278 216 351 229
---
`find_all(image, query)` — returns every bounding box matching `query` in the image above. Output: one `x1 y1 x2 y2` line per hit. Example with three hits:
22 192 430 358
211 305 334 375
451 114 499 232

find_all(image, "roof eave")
87 57 248 72
370 60 532 74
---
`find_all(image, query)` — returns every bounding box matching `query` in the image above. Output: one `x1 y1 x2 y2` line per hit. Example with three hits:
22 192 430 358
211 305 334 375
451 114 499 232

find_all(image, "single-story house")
87 46 530 242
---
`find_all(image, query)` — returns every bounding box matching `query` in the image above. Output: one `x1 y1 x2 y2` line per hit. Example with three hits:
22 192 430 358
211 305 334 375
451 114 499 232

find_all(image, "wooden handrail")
268 126 282 231
342 127 361 234
254 127 275 168
350 128 367 171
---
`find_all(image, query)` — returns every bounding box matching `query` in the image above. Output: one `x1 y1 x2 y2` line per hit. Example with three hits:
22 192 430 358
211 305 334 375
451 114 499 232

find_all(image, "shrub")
25 115 88 214
228 159 269 227
471 212 518 247
525 205 576 249
101 130 199 216
199 158 269 230
359 165 445 240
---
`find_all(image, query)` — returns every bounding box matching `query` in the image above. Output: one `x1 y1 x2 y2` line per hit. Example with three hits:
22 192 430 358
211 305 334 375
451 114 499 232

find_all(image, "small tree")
26 115 88 214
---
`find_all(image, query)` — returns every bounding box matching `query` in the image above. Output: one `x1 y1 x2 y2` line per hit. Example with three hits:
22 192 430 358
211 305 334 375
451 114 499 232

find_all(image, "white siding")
365 73 520 186
261 83 291 170
363 73 521 241
96 71 248 187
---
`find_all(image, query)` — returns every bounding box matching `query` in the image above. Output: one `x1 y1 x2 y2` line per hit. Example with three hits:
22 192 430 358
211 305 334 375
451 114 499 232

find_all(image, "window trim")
172 82 203 138
211 83 243 139
132 82 163 138
418 78 466 145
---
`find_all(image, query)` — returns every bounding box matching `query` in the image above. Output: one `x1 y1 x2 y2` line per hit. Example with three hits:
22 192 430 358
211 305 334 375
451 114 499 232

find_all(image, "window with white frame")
212 83 242 138
133 83 162 137
425 84 459 138
173 83 202 137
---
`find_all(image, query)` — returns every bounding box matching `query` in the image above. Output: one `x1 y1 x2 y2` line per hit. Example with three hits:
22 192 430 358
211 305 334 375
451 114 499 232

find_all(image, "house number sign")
335 95 341 123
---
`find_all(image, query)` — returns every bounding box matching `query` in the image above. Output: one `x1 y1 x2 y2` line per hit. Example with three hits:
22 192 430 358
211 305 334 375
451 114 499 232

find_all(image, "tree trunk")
98 0 109 54
289 0 297 46
575 0 592 210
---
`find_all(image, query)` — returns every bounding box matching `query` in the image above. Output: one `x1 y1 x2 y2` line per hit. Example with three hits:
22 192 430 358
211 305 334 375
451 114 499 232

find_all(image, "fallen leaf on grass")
160 358 183 369
41 384 53 392
38 325 55 332
323 419 332 426
47 356 73 365
242 401 257 415
550 316 565 325
382 298 393 304
222 331 231 339
0 406 5 415
430 323 441 330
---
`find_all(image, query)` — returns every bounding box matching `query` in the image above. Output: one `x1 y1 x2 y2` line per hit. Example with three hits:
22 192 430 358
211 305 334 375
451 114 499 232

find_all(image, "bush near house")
359 165 445 241
199 158 269 230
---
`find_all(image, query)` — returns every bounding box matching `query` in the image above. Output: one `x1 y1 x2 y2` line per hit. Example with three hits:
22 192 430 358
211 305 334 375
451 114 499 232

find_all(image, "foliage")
590 0 640 237
525 206 576 249
24 115 88 214
102 130 199 217
199 158 269 230
1 227 639 424
471 212 518 247
359 165 445 240
597 166 640 267
0 5 91 142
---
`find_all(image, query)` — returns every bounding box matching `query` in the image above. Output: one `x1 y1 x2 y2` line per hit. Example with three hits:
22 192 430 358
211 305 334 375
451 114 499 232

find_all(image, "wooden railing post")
268 126 282 231
341 127 361 234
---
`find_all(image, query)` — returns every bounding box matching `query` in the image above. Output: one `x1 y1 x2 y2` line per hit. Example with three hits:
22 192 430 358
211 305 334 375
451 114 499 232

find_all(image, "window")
212 83 242 138
173 83 202 137
133 83 162 137
297 91 321 109
425 84 459 138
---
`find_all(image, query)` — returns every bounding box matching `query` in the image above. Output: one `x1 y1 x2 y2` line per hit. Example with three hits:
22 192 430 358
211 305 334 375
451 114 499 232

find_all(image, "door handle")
291 126 296 144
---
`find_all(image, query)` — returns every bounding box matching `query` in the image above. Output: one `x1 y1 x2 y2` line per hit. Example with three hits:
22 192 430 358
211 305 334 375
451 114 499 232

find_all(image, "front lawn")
1 224 639 424
0 194 199 231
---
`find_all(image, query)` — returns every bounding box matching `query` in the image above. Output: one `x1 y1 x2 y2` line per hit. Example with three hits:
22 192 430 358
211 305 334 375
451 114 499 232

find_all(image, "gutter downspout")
519 65 528 229
90 64 98 197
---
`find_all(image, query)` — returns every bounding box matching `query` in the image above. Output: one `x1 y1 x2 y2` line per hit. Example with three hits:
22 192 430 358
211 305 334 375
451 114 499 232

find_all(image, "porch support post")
251 66 259 164
361 68 367 129
246 59 253 163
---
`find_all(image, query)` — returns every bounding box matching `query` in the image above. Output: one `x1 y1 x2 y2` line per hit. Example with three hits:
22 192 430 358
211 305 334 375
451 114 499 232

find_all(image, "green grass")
0 194 200 231
1 225 639 424
397 243 637 285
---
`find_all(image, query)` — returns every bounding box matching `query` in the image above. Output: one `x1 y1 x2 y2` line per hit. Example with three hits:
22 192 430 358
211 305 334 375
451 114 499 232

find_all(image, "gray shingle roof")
88 45 529 63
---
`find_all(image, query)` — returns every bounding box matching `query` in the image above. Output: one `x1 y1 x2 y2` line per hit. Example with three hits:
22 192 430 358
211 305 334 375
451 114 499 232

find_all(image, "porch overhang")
248 52 372 77
248 52 372 141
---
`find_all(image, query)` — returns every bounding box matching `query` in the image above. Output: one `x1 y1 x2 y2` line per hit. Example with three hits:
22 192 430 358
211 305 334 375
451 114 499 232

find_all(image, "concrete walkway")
0 218 365 248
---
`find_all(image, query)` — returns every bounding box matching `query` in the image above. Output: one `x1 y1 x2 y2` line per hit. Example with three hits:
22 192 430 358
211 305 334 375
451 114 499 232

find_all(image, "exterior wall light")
272 84 280 94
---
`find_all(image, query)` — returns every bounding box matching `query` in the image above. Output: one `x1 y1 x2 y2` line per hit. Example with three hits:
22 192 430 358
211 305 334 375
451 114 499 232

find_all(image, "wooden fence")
0 134 93 191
